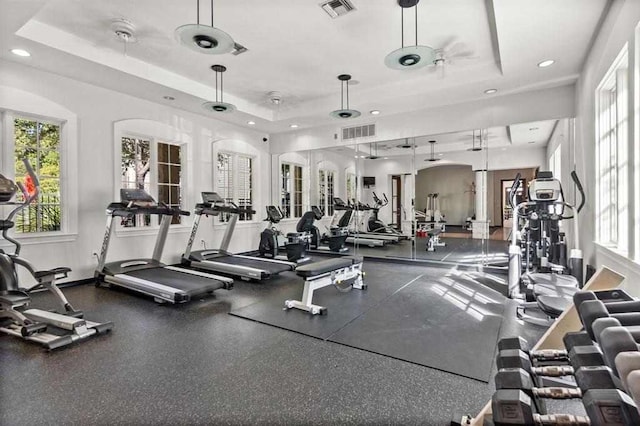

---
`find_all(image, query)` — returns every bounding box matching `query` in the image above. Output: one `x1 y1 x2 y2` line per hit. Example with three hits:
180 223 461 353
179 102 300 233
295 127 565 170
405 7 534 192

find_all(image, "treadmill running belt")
126 267 224 294
209 256 292 274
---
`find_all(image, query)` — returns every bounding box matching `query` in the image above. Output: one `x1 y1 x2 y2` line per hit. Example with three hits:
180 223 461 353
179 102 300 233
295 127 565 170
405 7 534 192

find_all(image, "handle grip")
571 170 585 213
508 173 522 208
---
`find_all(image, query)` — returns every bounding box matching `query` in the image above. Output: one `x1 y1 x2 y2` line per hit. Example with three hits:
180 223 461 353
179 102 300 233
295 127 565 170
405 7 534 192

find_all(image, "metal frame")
284 261 365 315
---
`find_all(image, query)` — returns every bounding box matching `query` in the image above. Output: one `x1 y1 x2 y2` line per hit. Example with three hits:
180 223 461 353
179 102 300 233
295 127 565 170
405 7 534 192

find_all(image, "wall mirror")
269 118 572 269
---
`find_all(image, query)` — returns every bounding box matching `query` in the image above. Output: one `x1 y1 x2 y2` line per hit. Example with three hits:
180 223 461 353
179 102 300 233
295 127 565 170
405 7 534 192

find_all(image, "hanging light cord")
346 80 349 109
341 80 344 110
220 70 224 102
415 2 418 46
211 0 214 26
401 8 404 49
196 0 200 25
215 69 218 102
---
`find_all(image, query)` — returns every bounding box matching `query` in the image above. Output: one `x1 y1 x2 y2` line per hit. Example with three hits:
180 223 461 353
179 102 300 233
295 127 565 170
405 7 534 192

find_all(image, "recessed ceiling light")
370 110 380 115
163 95 175 101
537 59 555 68
290 124 298 128
247 121 256 125
383 157 388 160
484 88 497 94
11 48 30 57
501 148 507 151
438 153 443 156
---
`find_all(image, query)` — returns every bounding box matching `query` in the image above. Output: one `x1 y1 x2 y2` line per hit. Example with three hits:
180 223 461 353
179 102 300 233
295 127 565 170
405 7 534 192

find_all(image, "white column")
472 169 489 239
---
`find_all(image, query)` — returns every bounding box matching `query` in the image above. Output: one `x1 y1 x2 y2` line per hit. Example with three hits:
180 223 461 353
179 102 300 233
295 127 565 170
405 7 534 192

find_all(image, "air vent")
231 42 248 56
342 124 375 140
320 0 356 18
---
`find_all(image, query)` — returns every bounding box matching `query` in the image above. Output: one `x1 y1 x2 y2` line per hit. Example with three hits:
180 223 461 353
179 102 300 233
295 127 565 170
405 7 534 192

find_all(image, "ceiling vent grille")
320 0 356 18
342 124 375 140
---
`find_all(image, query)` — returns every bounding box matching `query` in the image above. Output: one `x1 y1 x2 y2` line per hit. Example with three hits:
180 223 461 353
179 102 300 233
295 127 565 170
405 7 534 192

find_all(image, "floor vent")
320 0 356 19
342 124 375 140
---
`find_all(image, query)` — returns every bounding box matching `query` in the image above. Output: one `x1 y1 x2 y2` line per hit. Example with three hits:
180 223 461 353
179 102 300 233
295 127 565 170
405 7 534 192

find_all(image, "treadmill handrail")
107 202 190 217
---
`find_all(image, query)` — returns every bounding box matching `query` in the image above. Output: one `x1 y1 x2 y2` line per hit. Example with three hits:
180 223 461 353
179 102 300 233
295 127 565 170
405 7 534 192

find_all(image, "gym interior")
1 1 640 425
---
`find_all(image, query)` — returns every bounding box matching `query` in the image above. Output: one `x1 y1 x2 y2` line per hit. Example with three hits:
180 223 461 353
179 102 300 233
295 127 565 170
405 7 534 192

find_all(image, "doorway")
391 175 402 230
501 178 525 228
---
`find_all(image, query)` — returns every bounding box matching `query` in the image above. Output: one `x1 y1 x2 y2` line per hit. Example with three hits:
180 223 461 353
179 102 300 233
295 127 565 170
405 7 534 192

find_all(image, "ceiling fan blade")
440 35 460 52
445 42 474 58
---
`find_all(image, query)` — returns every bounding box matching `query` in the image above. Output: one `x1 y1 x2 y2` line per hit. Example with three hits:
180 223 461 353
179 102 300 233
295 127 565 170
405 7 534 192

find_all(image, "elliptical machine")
508 170 585 325
0 159 113 349
367 192 408 239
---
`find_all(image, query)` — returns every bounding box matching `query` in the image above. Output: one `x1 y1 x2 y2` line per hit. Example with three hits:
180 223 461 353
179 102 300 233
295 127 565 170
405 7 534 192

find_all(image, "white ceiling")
0 0 610 133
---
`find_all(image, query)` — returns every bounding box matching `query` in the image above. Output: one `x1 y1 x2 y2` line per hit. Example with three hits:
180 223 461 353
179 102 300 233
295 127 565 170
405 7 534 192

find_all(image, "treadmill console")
265 205 283 223
202 192 224 204
120 189 156 207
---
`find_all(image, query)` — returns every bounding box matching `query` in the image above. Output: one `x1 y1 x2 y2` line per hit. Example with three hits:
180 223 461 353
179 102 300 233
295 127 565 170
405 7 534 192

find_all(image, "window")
157 143 182 225
318 169 335 216
281 163 303 218
120 136 184 227
13 117 61 233
216 152 253 222
596 46 629 251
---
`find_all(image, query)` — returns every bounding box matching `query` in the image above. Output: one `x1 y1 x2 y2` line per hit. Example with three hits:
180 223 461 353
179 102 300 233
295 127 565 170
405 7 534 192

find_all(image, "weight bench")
284 256 365 315
426 228 445 252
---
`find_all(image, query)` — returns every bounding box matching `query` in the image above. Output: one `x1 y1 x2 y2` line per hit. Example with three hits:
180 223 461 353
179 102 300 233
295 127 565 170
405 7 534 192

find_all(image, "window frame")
318 168 336 217
595 45 629 254
215 150 255 223
1 109 77 244
115 128 189 234
280 161 304 219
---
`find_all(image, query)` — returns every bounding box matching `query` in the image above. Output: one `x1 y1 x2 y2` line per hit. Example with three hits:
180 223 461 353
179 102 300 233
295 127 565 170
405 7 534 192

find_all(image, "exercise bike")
0 159 113 350
258 205 310 263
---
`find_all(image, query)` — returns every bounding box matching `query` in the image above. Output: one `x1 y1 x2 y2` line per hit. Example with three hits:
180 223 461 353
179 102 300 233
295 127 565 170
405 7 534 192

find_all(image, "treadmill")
95 189 233 303
332 198 391 247
182 192 295 281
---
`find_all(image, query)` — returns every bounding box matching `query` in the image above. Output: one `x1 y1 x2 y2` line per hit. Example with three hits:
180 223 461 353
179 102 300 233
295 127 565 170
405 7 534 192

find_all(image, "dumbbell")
499 337 602 365
497 346 604 373
495 367 619 415
573 290 633 312
578 299 640 341
598 327 640 378
492 387 640 425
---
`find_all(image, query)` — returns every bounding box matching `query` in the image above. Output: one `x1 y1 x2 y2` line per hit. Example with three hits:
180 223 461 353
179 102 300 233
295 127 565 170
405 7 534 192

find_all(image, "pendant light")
385 0 435 70
202 65 236 113
330 74 361 119
366 143 380 160
175 0 234 55
426 140 440 162
396 138 415 149
468 130 482 151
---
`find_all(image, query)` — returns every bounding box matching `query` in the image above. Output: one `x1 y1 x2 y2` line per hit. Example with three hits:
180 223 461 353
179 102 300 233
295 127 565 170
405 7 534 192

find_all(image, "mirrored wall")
271 118 573 267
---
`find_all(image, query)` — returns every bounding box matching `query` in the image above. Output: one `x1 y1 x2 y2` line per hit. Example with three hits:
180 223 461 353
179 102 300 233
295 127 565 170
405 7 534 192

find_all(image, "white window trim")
595 45 629 253
215 150 257 223
280 161 305 219
0 97 79 245
318 168 337 217
113 120 192 237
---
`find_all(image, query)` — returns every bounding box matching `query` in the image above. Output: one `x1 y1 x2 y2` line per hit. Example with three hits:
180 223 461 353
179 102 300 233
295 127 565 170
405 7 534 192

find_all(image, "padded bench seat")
296 256 362 278
33 267 71 279
527 273 579 287
537 295 573 317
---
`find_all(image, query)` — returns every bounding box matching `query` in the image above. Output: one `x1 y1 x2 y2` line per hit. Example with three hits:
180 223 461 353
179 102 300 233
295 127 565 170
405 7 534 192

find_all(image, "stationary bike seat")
0 174 17 202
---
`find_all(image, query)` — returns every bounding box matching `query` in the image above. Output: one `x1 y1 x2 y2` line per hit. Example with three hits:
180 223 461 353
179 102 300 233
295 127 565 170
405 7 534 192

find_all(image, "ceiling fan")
428 37 477 78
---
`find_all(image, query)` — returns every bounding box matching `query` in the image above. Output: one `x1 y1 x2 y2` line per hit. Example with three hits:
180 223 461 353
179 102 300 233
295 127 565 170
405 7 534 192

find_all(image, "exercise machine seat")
528 273 579 287
0 290 30 306
536 295 572 317
296 256 361 278
33 267 71 279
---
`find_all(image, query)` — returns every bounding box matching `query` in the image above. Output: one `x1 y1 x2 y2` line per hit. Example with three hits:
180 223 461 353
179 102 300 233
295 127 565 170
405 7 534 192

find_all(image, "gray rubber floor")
0 260 545 425
232 263 505 382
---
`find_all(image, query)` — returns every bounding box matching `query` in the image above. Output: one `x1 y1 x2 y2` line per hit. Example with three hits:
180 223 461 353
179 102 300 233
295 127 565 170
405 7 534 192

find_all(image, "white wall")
573 0 640 292
270 85 576 154
416 165 475 226
0 59 269 284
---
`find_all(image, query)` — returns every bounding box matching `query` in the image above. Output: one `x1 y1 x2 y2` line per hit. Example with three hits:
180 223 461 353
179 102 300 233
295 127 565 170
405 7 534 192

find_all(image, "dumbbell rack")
463 266 627 425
